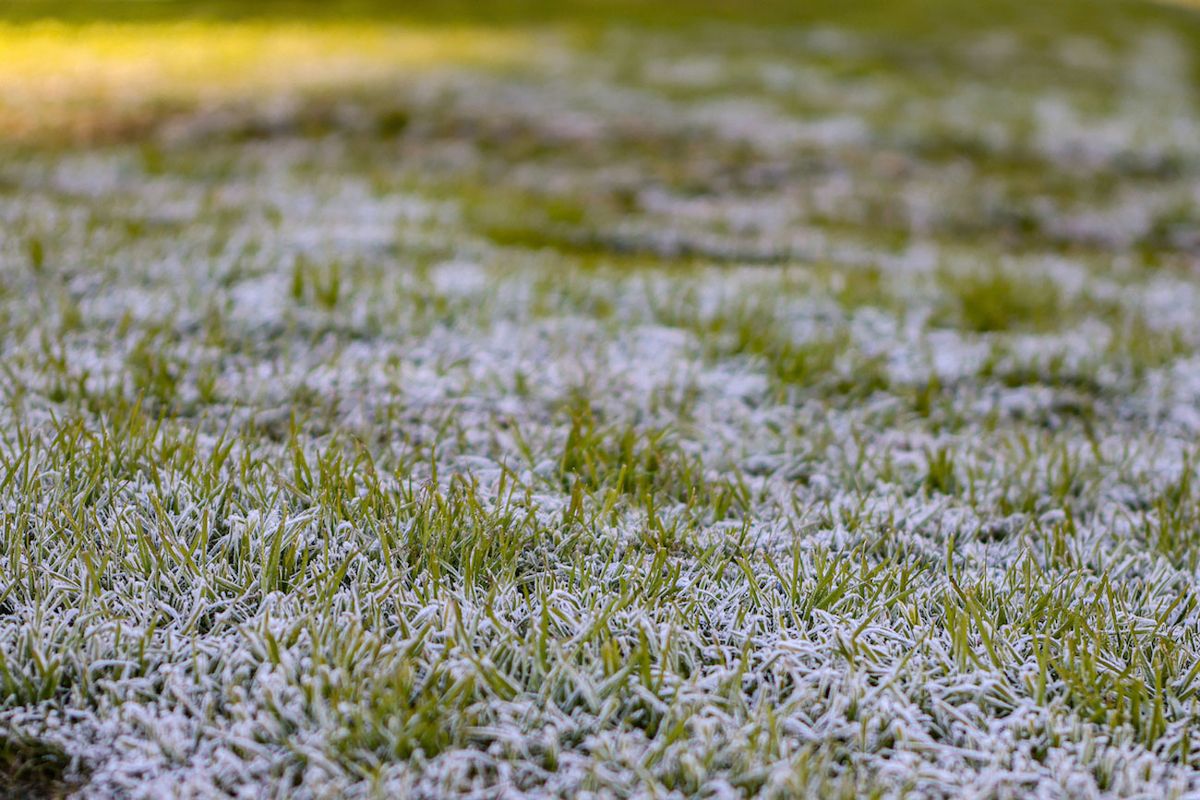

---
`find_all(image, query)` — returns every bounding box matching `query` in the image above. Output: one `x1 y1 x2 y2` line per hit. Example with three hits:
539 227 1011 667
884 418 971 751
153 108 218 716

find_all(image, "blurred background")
3 0 1199 259
5 1 1200 143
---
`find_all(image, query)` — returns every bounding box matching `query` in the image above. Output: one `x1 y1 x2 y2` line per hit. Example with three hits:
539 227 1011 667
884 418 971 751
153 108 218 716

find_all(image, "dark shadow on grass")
0 732 84 800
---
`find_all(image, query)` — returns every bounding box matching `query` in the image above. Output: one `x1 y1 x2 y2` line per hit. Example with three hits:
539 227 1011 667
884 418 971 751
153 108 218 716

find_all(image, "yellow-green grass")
1 0 1198 144
0 21 530 143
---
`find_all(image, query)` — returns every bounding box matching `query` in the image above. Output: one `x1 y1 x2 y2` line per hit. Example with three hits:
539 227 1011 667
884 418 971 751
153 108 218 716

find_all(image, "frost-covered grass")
4 1 1200 797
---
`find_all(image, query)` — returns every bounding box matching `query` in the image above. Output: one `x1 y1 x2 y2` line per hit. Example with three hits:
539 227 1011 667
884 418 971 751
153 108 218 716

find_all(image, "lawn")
2 0 1200 797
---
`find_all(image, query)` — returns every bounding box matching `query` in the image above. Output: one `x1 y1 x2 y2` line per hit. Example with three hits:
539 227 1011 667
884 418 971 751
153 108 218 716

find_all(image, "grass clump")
936 268 1067 333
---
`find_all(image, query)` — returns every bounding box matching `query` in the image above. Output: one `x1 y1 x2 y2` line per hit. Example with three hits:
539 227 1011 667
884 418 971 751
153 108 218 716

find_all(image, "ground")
3 1 1200 797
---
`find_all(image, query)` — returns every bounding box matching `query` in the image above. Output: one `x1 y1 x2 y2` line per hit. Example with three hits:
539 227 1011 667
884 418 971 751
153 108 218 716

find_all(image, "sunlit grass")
2 0 1198 144
0 21 532 142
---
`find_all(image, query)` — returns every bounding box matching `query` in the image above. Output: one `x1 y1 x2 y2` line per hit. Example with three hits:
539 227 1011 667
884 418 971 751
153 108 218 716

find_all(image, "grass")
0 731 79 800
934 267 1069 333
0 20 530 143
3 0 1200 797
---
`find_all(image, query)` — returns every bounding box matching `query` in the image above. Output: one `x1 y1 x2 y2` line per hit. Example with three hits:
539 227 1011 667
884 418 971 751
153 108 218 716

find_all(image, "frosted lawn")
3 10 1200 799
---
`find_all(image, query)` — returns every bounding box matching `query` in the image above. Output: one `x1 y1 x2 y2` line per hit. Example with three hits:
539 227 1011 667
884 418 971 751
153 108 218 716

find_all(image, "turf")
3 0 1200 797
